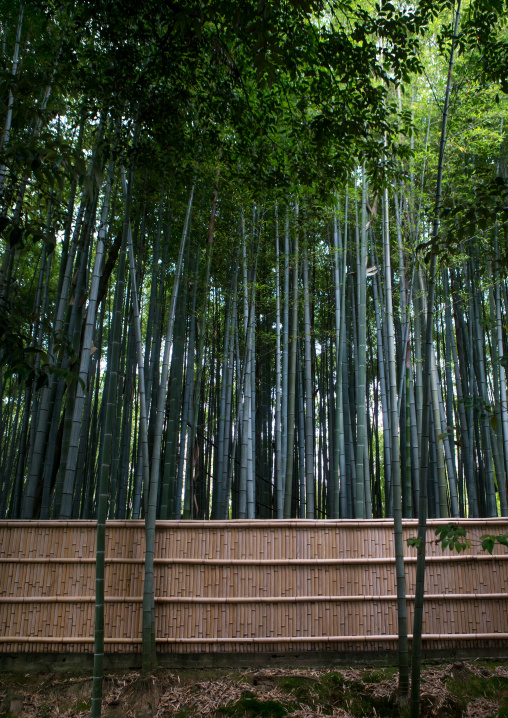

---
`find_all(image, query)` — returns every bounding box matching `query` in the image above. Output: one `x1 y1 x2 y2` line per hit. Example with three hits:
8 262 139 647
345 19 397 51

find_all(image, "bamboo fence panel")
0 519 507 654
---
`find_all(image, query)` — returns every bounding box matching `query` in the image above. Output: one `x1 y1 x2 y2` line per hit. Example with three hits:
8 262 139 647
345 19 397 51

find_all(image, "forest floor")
1 661 508 718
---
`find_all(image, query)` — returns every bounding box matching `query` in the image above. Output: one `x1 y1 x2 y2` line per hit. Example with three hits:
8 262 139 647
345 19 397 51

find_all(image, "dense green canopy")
0 0 506 523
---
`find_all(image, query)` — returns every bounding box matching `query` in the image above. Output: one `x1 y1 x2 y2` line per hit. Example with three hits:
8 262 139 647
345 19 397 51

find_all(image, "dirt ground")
1 661 508 718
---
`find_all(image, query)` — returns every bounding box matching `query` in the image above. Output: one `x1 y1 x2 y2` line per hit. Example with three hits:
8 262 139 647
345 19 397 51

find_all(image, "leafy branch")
407 523 508 555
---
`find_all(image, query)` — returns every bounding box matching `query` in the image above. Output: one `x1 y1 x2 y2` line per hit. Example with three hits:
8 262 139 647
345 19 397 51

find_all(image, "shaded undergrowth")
1 662 508 717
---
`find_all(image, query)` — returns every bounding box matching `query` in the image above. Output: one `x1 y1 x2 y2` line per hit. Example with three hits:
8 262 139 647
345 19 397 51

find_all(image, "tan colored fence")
1 519 507 654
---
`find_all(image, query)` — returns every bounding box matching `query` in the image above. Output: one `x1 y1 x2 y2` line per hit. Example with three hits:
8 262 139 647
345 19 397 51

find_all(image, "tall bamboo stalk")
411 3 461 712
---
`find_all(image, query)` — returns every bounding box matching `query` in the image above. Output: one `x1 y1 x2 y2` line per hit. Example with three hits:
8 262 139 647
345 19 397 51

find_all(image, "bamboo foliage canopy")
0 0 507 523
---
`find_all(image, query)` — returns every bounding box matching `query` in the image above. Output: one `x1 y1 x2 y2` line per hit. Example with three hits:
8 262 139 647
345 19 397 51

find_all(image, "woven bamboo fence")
0 519 507 654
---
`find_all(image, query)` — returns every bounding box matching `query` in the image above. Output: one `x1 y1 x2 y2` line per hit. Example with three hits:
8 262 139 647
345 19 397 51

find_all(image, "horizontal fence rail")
0 519 507 654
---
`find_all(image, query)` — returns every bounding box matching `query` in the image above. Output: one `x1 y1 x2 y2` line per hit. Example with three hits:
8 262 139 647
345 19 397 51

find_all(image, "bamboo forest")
1 0 508 525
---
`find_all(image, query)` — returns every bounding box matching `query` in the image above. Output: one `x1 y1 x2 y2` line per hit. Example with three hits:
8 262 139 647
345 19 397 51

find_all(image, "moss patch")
277 675 319 705
219 690 294 718
446 669 508 717
275 670 400 717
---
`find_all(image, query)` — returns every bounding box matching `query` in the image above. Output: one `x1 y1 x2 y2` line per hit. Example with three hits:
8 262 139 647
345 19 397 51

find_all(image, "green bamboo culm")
382 180 409 701
142 181 194 671
411 0 462 713
284 205 299 518
92 149 126 718
355 169 367 519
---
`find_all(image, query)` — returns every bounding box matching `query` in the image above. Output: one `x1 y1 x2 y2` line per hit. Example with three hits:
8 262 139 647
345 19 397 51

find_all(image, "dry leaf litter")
0 662 506 717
